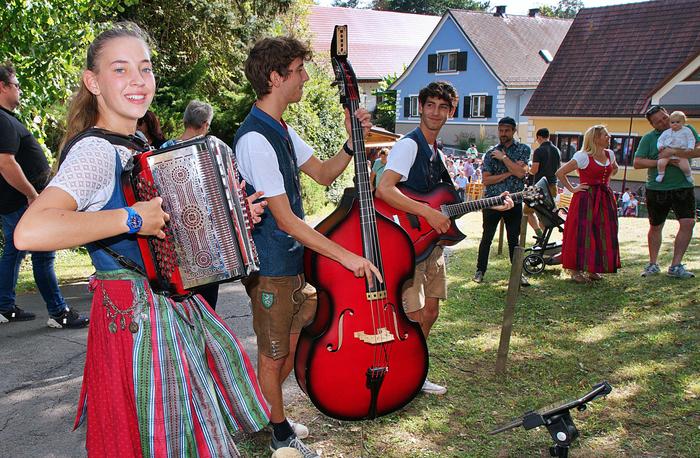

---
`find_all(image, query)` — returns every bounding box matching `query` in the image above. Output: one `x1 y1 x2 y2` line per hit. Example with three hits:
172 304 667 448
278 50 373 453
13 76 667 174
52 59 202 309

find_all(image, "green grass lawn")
12 214 698 456
241 213 699 457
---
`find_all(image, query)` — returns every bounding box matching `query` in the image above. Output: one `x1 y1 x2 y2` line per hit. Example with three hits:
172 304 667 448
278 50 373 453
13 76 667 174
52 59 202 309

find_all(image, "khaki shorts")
243 274 317 360
402 247 447 313
524 184 558 215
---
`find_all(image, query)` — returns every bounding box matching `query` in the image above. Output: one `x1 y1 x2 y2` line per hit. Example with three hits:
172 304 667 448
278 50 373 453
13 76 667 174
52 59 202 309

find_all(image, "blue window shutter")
428 54 437 73
457 52 467 71
404 97 410 118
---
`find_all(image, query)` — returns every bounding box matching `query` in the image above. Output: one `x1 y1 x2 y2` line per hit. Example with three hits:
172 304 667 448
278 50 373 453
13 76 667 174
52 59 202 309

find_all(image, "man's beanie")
498 116 516 128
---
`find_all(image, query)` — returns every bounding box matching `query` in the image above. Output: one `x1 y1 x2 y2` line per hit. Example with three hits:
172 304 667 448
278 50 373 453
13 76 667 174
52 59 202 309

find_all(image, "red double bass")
295 25 428 421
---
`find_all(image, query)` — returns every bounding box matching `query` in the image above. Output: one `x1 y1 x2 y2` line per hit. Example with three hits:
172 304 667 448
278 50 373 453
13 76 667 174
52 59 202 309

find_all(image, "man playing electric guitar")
376 81 513 395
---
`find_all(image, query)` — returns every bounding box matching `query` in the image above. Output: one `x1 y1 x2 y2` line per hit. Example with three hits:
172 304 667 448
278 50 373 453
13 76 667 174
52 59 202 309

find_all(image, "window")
402 96 420 118
410 96 419 117
462 95 493 118
610 136 640 166
556 134 583 162
428 52 467 73
471 95 486 118
437 52 458 73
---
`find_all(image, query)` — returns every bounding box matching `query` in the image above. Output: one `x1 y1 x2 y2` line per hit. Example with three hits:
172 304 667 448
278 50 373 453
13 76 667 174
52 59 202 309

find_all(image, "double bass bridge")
354 327 395 345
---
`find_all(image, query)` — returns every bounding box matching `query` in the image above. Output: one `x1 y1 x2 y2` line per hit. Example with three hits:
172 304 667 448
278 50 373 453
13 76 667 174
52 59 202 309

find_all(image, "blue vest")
403 128 450 193
86 149 145 272
233 106 305 276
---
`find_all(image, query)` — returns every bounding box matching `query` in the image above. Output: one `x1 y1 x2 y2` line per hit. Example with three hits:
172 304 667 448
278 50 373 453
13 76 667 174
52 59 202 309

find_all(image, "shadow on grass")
247 234 699 458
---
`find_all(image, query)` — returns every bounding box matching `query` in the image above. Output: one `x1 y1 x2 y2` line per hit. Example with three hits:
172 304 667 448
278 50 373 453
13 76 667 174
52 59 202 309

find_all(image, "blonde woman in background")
556 125 621 283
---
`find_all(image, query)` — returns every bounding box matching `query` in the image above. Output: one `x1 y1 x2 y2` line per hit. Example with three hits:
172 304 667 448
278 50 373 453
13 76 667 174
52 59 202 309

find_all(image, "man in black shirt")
0 61 87 328
526 127 561 237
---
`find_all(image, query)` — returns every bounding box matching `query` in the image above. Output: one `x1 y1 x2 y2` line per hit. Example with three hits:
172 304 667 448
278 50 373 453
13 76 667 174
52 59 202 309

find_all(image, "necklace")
102 283 147 334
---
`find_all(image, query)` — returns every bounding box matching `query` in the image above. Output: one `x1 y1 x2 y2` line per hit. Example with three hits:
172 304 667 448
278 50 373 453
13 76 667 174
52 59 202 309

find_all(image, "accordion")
123 136 259 298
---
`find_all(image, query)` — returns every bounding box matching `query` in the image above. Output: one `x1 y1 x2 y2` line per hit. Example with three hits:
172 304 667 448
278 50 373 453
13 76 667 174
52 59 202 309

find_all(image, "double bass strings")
348 96 393 368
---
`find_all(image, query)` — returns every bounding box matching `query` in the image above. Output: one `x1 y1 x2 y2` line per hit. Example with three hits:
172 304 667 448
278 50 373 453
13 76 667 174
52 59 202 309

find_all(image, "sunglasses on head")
645 105 664 116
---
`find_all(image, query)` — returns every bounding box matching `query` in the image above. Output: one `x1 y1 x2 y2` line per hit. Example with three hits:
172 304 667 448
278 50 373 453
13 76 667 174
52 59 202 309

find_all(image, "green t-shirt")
372 158 386 187
634 123 699 190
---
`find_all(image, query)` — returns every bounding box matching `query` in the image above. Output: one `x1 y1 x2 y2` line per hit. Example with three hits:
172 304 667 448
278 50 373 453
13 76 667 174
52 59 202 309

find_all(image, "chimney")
494 5 506 17
529 8 540 17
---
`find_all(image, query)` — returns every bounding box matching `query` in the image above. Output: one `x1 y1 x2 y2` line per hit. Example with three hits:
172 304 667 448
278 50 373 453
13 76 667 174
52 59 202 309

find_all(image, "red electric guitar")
374 182 545 262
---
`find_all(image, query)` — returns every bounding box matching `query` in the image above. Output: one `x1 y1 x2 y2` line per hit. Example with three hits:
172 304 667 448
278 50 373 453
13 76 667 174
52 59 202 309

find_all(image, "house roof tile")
448 9 572 87
523 0 700 117
308 6 440 81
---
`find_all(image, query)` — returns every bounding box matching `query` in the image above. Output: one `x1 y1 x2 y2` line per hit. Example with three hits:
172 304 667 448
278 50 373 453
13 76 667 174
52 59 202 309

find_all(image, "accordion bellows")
124 136 259 298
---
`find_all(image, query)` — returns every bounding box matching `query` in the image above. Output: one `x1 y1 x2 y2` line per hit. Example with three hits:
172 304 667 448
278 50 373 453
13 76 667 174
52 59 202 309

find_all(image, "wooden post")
496 219 505 255
518 211 528 247
495 245 525 375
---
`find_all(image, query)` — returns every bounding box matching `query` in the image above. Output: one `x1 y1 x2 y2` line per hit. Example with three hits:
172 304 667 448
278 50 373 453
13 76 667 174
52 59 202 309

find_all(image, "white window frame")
470 94 487 118
436 49 459 73
409 95 419 118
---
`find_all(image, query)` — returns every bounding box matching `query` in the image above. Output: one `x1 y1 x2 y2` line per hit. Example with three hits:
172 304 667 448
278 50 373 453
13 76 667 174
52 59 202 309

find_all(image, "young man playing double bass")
376 81 513 395
233 36 381 456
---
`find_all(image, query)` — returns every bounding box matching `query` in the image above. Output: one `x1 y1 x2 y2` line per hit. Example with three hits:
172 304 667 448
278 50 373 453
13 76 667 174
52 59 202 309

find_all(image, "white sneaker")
288 419 309 439
421 379 447 395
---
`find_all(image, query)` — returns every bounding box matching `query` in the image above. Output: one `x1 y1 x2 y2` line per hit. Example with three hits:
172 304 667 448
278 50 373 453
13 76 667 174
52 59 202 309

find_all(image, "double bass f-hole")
326 308 354 352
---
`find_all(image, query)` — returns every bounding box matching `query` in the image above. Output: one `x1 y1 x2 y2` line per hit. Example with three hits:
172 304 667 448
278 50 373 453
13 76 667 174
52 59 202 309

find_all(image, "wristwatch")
124 206 143 234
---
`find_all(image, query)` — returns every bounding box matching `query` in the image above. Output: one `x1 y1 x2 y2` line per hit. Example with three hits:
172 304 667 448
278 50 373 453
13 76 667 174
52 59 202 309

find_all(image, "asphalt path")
0 280 303 457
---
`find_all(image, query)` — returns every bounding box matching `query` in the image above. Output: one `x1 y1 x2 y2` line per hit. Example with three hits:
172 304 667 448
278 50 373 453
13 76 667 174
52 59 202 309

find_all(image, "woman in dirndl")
15 23 270 457
555 125 621 283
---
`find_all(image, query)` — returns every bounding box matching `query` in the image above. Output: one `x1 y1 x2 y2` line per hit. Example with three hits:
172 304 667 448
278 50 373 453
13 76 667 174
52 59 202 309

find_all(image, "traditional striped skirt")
74 270 269 457
561 184 621 273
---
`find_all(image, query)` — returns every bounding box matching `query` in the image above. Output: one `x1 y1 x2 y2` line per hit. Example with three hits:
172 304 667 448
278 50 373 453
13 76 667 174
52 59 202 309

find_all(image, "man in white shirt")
377 81 512 395
233 36 380 456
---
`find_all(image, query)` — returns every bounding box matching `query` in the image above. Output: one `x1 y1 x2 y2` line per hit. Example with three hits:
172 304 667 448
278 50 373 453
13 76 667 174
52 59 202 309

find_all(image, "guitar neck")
443 191 524 218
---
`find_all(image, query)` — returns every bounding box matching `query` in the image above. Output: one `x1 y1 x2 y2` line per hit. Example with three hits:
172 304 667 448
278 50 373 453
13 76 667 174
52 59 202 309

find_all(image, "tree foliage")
120 0 293 142
0 0 135 155
332 0 362 7
373 72 399 132
371 0 489 15
538 0 583 19
284 61 352 211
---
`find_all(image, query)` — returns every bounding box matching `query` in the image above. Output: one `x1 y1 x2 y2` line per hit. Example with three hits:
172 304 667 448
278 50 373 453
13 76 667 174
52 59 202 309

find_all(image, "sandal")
586 272 603 281
570 271 591 284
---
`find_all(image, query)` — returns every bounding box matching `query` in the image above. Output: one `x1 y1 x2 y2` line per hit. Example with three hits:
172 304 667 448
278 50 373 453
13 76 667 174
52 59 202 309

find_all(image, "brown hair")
418 81 458 109
137 110 166 147
61 22 152 151
244 37 312 99
0 61 16 85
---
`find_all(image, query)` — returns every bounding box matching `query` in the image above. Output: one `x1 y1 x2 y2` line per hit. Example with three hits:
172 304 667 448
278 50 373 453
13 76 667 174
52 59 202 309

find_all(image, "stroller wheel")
523 254 545 275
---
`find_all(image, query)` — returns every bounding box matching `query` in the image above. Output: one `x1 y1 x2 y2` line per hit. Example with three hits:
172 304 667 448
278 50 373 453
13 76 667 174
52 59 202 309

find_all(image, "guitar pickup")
406 213 421 230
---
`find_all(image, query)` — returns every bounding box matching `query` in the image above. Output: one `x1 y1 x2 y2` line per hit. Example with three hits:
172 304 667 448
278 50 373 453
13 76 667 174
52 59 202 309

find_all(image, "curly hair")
244 37 312 99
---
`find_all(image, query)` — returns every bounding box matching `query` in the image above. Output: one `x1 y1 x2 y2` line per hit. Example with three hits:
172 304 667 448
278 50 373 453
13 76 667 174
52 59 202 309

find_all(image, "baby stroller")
522 178 565 275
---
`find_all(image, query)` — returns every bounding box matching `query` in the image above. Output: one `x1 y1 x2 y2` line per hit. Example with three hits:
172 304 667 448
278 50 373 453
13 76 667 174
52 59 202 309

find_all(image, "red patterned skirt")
561 184 621 273
74 270 269 457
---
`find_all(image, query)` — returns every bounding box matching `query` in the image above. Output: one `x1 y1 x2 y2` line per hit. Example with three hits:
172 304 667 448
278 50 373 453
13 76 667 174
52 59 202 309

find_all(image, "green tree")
333 0 362 7
285 61 351 211
539 0 583 18
0 0 133 156
120 0 293 141
372 0 489 15
373 72 398 132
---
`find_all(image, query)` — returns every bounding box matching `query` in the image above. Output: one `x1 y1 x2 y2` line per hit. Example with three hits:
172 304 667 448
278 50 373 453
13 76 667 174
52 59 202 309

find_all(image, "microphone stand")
489 381 613 457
